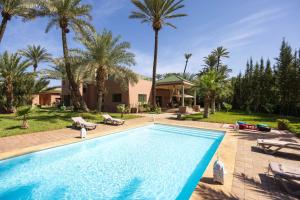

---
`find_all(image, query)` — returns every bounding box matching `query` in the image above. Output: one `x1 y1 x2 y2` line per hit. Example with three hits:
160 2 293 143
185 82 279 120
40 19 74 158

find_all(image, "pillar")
182 84 185 106
194 90 197 106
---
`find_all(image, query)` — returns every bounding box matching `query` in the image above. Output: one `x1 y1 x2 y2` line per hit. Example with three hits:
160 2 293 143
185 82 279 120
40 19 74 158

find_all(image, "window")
138 94 147 103
112 93 122 102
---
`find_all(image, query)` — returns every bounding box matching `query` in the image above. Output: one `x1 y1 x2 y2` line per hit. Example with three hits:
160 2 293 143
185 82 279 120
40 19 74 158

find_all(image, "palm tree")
0 51 30 113
74 30 137 112
194 70 219 118
183 53 192 75
129 0 187 107
0 0 36 44
18 45 52 72
36 0 94 111
41 58 89 84
212 46 229 71
201 51 231 114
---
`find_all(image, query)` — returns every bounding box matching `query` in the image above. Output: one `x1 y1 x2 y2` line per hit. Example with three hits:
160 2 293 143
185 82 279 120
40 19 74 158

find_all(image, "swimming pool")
0 124 224 200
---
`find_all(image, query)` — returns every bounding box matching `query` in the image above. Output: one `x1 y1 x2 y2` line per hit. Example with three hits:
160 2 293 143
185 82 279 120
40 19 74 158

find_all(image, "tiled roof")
157 75 193 85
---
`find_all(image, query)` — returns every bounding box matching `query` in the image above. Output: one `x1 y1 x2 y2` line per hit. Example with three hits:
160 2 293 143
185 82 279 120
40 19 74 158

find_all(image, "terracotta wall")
32 95 40 105
84 80 130 112
128 79 152 108
62 78 154 112
32 93 61 106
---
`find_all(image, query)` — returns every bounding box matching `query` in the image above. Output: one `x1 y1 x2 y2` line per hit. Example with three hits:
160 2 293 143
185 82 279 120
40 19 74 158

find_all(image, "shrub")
60 105 66 111
223 102 232 112
277 119 290 130
16 106 32 129
142 103 151 112
151 106 161 114
117 104 129 118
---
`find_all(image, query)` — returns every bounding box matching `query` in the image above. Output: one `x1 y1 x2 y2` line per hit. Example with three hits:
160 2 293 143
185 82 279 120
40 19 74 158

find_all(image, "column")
194 90 197 106
182 84 185 106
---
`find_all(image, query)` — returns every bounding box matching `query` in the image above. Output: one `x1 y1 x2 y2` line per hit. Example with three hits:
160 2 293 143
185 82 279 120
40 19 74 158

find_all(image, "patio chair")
257 139 300 154
268 162 300 196
102 114 125 125
71 117 97 130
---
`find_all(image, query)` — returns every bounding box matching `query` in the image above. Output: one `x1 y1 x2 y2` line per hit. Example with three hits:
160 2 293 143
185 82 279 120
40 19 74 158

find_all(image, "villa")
32 87 62 107
61 75 197 112
1 0 300 199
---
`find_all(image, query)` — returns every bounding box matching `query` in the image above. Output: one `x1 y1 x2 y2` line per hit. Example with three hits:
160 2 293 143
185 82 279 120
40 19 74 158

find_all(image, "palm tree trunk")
216 57 220 71
61 28 88 111
203 96 210 118
96 67 106 113
33 63 38 72
151 29 159 108
5 79 15 113
183 60 188 75
211 94 216 114
0 16 9 44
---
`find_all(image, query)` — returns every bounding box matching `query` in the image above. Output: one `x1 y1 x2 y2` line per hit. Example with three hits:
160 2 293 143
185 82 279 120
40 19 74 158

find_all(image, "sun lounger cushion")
269 162 300 180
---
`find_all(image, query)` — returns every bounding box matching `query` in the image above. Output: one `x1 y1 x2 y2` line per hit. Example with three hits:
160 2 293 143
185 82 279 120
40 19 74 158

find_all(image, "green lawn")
0 108 140 137
184 111 300 135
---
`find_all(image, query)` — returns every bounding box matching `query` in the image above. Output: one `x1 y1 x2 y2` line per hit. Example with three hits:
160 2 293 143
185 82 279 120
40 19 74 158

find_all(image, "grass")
184 111 300 135
0 108 140 137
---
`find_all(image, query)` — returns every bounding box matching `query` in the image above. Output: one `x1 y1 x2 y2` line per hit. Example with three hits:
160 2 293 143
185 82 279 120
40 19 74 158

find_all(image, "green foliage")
36 0 94 35
0 108 140 137
60 105 66 111
18 45 52 72
151 106 162 114
129 0 187 30
223 102 232 112
80 112 98 120
117 104 129 118
117 104 126 113
232 39 300 116
74 30 138 112
16 106 32 118
140 103 151 112
277 119 290 130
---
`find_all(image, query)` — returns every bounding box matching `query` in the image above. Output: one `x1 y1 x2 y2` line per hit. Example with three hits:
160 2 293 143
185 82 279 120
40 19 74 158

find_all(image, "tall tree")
212 46 229 71
0 51 30 113
274 40 294 115
74 30 137 112
129 0 187 107
183 53 192 75
0 0 36 44
36 0 94 111
19 45 52 72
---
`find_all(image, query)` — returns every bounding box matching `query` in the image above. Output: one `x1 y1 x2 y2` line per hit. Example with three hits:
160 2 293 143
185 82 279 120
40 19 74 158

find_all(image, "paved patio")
231 129 300 200
0 113 299 200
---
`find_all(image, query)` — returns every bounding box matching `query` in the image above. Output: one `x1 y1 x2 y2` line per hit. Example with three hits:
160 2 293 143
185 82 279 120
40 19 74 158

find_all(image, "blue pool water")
0 124 224 200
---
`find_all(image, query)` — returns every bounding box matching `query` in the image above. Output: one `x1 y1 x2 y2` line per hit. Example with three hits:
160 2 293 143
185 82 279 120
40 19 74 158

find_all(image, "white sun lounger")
102 114 125 125
268 162 300 196
71 117 97 130
257 139 300 154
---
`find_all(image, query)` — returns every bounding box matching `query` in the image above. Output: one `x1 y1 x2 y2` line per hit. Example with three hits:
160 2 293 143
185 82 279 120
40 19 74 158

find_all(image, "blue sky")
1 0 300 86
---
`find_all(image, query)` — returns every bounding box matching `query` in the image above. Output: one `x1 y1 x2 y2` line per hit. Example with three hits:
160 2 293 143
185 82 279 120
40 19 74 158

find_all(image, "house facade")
32 87 61 106
62 75 196 112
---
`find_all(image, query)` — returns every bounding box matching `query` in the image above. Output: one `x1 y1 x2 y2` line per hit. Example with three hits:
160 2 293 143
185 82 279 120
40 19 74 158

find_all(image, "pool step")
149 126 223 140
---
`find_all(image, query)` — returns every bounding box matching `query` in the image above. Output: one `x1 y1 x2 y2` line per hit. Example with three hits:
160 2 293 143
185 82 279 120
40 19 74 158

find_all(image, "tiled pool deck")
0 113 299 200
